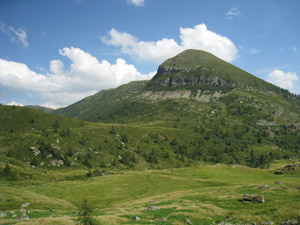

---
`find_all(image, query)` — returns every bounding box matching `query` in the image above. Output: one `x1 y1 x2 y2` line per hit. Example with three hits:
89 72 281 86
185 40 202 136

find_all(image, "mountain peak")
148 49 266 90
152 49 222 80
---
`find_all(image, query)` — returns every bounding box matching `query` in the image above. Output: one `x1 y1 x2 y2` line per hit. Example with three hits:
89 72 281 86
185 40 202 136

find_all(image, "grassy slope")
25 105 54 113
0 161 299 224
1 100 300 177
53 80 149 121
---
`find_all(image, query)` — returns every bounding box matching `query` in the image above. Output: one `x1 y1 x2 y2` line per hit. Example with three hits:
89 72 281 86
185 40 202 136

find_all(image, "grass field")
0 160 299 225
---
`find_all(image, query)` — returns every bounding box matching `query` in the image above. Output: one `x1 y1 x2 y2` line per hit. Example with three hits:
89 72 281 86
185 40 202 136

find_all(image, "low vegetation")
0 161 299 224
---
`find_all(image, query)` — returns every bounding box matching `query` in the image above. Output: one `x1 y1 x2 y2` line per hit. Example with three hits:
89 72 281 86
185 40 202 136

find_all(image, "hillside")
25 105 54 113
53 50 300 168
54 49 300 124
54 80 149 122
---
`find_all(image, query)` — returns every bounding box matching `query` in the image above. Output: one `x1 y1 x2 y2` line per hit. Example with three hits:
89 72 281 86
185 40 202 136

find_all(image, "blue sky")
0 0 299 108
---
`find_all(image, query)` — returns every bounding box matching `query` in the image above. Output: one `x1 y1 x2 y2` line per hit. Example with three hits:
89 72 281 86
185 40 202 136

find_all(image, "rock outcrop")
243 194 265 203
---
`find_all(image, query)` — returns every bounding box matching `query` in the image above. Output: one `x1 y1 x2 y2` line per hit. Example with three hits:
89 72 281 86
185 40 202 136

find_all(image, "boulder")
243 194 265 203
262 221 274 225
0 212 7 217
145 205 161 211
160 217 167 222
29 146 37 151
50 159 64 167
21 202 30 208
134 216 140 221
186 218 193 224
29 147 40 156
258 184 269 189
19 208 29 220
281 219 298 225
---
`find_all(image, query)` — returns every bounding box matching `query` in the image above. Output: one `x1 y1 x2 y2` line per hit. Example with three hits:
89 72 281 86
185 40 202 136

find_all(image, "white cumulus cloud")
225 7 241 19
0 20 28 48
0 47 155 108
127 0 144 6
7 101 24 106
101 24 238 63
267 69 299 92
250 48 260 54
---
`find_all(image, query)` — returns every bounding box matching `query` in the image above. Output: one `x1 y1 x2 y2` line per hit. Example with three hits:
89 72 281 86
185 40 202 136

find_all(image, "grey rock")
0 212 7 217
186 218 193 224
262 221 274 225
275 181 282 185
29 147 40 156
243 194 265 203
160 217 167 222
19 208 29 220
259 184 269 189
134 216 140 221
281 219 298 225
50 159 64 167
21 202 30 208
145 205 161 211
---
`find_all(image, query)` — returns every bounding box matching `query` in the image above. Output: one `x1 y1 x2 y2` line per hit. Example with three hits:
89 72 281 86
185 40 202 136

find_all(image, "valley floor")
0 161 299 225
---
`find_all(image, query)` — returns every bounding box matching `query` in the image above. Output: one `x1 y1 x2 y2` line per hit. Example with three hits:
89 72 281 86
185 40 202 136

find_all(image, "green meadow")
0 161 299 224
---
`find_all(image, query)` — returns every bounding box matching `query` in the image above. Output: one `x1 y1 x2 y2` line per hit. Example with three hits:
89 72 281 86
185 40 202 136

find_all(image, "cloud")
0 20 28 48
9 26 28 48
101 24 238 63
290 46 297 52
127 0 144 6
250 48 260 54
7 101 24 106
290 46 297 55
0 47 155 108
225 7 241 19
267 69 299 92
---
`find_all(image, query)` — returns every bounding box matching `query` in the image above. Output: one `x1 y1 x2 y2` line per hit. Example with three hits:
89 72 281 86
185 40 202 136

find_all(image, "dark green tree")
170 138 178 146
259 154 267 168
83 157 92 168
3 164 11 176
121 134 128 143
77 199 97 225
109 126 116 134
53 119 60 132
63 154 71 166
68 147 74 157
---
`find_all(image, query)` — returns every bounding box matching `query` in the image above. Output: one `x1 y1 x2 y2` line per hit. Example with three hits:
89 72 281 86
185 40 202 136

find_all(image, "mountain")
25 105 54 113
148 49 265 89
1 50 300 180
51 49 300 167
54 49 300 123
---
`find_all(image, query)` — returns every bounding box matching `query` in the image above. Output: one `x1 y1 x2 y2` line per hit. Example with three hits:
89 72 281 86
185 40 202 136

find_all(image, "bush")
77 199 98 225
